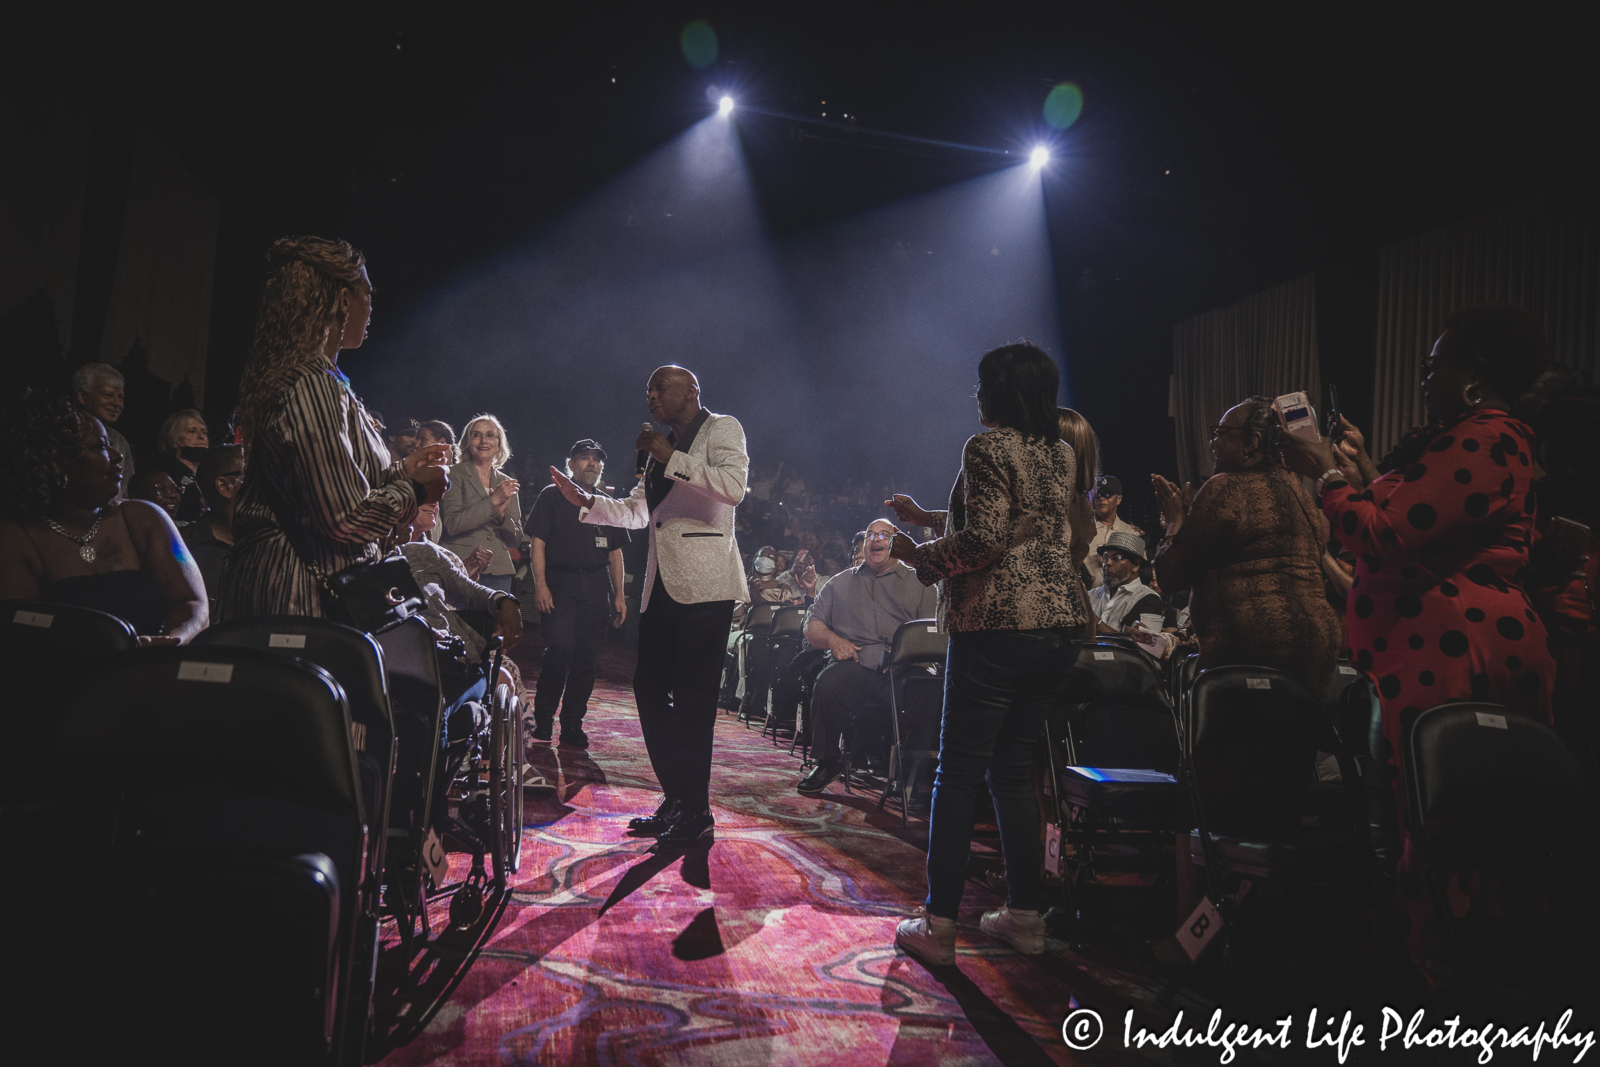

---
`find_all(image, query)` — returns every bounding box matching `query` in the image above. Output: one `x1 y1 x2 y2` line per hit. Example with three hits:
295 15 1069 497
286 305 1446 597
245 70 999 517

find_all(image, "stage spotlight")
1029 145 1050 168
718 95 735 116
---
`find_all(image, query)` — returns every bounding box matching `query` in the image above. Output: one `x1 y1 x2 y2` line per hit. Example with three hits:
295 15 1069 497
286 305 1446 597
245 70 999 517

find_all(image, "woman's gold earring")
1464 384 1482 407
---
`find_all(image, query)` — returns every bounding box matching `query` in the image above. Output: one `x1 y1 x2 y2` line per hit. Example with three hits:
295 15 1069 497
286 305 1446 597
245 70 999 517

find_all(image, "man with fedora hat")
1089 530 1168 633
1084 474 1144 589
525 438 628 746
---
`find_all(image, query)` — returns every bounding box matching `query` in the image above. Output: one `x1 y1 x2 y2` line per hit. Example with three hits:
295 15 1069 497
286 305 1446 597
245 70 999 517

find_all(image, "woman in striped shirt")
219 237 449 620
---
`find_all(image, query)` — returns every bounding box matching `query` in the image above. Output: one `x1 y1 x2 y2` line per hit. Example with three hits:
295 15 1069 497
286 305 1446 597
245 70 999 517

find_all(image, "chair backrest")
771 604 807 637
1168 647 1200 708
1059 642 1178 772
1187 664 1321 838
1403 702 1595 845
2 601 139 799
3 599 139 656
889 618 947 667
64 646 361 817
745 601 783 634
373 615 443 834
195 616 391 733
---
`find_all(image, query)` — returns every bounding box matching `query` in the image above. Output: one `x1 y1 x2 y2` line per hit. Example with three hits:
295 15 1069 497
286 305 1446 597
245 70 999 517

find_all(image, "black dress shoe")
530 719 553 742
627 797 679 834
559 727 589 749
656 808 714 847
797 762 842 794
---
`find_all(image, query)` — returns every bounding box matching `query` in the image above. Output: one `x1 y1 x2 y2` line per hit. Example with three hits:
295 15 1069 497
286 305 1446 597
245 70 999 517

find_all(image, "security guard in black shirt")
526 439 627 746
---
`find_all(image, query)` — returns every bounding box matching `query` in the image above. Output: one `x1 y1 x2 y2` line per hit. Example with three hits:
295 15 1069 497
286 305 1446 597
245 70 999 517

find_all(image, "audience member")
1058 407 1100 615
182 444 245 607
221 237 448 620
1084 474 1143 588
151 408 210 523
73 363 133 497
797 519 938 795
748 544 805 603
1152 395 1341 698
1280 304 1556 973
525 438 627 747
128 468 181 518
0 391 206 642
1089 531 1169 634
415 419 458 465
439 414 523 594
1526 390 1600 773
402 502 523 663
887 341 1087 965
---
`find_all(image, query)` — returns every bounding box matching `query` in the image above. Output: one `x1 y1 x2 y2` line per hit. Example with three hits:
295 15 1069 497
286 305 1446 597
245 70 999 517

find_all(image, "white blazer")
582 410 749 612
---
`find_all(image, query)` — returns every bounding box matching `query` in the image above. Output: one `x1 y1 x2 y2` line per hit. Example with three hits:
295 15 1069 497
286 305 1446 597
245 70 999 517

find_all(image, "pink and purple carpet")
373 674 1174 1066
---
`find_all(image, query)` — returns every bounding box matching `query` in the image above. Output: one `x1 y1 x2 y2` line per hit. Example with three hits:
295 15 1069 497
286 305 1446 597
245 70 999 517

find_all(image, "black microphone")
636 422 654 479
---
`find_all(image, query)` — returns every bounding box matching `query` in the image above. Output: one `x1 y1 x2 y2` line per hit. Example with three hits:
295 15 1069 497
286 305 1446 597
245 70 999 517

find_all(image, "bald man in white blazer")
552 365 748 847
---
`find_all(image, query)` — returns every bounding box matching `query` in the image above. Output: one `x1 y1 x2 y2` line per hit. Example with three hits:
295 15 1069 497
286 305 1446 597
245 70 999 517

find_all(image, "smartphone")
1325 385 1344 442
1273 391 1320 442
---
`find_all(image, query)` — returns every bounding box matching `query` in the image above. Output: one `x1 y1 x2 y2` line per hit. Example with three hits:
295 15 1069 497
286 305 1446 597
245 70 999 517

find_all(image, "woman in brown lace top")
1152 395 1341 699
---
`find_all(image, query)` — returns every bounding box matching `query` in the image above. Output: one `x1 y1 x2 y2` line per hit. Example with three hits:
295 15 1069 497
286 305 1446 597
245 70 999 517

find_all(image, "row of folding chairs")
0 600 523 1065
1051 638 1597 995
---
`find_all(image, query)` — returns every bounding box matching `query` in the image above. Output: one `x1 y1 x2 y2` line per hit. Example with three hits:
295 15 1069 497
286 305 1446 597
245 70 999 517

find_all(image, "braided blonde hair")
235 236 366 446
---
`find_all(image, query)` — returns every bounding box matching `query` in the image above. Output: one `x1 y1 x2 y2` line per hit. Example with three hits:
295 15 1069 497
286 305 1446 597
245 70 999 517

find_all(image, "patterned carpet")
372 661 1179 1066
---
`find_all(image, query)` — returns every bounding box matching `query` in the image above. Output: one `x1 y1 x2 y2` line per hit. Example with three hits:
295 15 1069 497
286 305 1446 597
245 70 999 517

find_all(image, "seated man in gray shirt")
798 519 938 795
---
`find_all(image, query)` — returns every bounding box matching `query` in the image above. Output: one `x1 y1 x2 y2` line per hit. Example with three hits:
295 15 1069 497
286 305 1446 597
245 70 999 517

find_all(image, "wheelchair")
372 614 524 944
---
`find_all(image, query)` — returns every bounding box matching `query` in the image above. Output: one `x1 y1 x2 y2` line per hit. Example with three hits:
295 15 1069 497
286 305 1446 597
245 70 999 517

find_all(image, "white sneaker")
980 906 1047 954
522 768 556 792
895 914 956 966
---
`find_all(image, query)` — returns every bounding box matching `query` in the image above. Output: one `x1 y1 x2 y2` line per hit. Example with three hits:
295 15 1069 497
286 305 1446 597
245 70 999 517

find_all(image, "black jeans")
533 567 611 730
925 626 1082 919
809 659 891 767
634 575 735 813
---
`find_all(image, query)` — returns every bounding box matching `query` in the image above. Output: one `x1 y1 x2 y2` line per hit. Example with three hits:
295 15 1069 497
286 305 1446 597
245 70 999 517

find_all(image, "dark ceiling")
45 0 1600 522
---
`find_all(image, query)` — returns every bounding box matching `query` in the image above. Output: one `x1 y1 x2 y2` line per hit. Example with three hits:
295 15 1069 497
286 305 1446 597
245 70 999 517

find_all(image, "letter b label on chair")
1175 896 1224 961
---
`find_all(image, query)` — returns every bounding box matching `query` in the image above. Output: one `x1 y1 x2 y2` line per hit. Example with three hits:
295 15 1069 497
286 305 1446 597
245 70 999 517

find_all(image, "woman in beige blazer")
438 414 523 592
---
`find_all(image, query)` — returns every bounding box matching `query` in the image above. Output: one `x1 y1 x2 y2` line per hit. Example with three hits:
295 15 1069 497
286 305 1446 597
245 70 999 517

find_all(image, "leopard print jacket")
912 427 1088 633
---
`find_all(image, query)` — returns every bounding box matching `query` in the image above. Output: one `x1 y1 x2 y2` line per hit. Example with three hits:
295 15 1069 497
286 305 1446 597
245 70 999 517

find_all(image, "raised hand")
1150 474 1191 532
884 493 935 528
549 466 594 509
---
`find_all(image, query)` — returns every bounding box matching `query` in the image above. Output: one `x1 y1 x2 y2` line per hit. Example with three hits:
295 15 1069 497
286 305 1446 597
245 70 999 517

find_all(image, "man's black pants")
810 659 891 766
533 567 610 731
634 574 735 813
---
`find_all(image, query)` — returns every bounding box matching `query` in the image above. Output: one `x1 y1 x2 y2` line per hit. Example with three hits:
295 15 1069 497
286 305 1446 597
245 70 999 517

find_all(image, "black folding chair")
1180 665 1364 967
51 646 366 1064
1050 642 1181 918
375 616 446 945
737 602 784 723
1 601 137 806
877 619 947 826
1401 701 1598 997
760 605 808 741
193 616 395 1063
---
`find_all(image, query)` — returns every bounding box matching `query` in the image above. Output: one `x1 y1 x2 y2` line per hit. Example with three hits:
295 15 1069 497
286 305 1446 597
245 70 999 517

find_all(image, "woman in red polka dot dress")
1282 305 1555 975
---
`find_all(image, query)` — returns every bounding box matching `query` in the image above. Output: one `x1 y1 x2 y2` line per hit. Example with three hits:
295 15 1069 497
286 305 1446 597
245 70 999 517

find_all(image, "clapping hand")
403 443 451 478
464 546 493 579
490 477 520 515
1150 474 1193 533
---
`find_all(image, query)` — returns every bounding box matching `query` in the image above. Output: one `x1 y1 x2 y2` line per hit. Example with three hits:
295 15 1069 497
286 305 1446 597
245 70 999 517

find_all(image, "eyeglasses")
1101 550 1132 563
864 531 893 541
1209 424 1244 441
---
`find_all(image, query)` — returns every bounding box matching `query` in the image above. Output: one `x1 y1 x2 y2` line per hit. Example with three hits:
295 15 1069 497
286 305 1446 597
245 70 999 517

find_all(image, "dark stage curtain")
1372 178 1600 457
1169 274 1321 486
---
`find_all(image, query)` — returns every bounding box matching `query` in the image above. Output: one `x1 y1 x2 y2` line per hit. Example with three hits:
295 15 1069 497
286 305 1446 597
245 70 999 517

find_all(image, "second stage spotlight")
1029 145 1051 168
718 95 735 116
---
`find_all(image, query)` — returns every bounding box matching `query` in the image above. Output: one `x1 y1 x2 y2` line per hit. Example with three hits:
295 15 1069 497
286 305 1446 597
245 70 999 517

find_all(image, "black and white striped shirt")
219 363 416 619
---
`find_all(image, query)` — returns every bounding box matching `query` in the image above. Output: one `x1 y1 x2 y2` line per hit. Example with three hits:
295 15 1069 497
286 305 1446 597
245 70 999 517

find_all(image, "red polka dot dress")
1323 410 1554 738
1321 410 1555 971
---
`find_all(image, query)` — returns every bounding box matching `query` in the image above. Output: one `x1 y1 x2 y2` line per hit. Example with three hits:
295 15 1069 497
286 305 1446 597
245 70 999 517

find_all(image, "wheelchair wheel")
489 682 524 885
